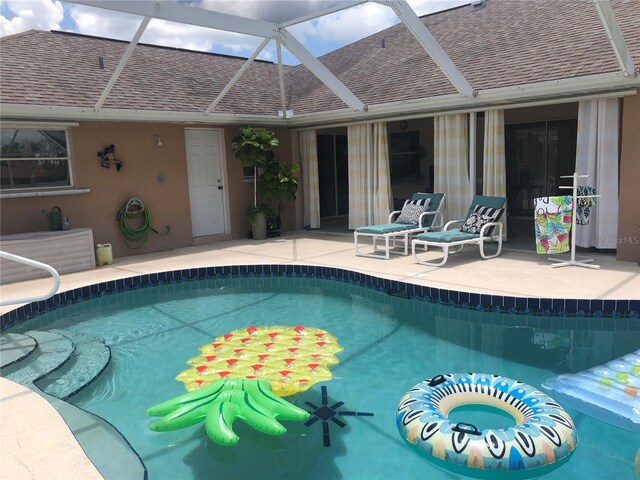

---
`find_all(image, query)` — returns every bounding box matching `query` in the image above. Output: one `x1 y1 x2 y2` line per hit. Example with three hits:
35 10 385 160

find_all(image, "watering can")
43 206 63 231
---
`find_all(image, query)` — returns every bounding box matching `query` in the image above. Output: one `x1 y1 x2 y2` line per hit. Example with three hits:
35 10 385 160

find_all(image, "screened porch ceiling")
9 0 640 127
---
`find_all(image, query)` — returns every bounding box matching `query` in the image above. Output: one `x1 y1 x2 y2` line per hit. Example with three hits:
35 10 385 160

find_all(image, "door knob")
218 186 224 190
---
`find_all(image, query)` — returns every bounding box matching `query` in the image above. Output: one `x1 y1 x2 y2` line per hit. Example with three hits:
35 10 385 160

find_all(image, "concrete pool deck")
1 230 639 479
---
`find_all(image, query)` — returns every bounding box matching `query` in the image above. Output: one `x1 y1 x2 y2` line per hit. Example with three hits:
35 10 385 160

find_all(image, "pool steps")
0 330 147 479
35 329 111 400
0 329 111 401
0 332 37 367
2 330 75 386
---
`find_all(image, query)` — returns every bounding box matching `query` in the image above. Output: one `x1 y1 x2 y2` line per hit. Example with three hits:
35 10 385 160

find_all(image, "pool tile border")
2 264 638 331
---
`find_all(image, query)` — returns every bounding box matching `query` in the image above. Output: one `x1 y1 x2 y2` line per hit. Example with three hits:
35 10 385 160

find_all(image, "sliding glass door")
317 134 348 218
505 119 577 216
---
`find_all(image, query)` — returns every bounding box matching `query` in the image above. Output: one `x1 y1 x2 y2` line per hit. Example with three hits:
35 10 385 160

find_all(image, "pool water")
7 277 639 479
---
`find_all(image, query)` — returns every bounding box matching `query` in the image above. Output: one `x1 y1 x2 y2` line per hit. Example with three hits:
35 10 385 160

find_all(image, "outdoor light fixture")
154 134 163 146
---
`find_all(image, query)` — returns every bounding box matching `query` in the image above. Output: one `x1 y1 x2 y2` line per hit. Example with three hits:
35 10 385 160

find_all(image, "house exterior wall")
618 93 640 262
0 122 295 258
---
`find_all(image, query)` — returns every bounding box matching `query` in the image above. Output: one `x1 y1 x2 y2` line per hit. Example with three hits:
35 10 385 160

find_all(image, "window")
0 127 72 190
243 166 255 181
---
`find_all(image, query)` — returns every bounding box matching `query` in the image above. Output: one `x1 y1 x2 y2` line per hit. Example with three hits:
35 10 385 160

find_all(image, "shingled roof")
1 0 639 123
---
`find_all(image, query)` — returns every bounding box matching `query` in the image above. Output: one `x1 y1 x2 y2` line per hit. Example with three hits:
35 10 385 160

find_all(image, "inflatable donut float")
397 373 577 478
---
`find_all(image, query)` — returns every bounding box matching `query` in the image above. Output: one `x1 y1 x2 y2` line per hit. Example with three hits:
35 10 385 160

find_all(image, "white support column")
276 28 366 111
376 0 474 97
205 38 271 115
95 16 151 111
469 111 477 201
593 0 636 77
276 41 288 119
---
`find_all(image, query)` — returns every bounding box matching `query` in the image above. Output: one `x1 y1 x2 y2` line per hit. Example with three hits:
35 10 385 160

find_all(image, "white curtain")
483 109 507 236
372 123 393 223
299 129 320 229
347 123 392 228
575 98 620 249
434 113 470 221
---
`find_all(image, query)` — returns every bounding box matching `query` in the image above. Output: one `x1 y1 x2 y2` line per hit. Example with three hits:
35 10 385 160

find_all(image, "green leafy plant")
232 126 298 234
257 159 300 219
246 203 275 228
232 127 279 207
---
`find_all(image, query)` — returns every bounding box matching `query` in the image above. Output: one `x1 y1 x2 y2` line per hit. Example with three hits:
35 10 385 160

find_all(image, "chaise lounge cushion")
414 229 479 243
355 223 417 235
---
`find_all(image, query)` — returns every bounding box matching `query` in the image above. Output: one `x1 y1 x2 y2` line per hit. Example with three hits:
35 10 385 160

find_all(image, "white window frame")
0 121 85 197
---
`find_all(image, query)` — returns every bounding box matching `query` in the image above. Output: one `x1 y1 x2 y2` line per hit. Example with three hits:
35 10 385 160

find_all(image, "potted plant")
232 126 279 240
257 158 300 236
245 203 274 240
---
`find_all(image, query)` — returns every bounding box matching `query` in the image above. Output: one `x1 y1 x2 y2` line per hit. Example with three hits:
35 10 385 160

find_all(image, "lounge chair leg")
412 241 449 266
480 225 503 259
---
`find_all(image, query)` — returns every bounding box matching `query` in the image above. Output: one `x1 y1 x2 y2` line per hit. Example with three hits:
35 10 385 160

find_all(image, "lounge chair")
411 195 506 266
354 193 445 259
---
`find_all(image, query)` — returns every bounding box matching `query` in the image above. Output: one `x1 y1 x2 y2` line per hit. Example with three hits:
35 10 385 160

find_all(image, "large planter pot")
251 212 267 240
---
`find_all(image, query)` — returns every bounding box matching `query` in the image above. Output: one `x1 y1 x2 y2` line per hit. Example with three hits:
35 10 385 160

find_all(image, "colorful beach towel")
534 196 573 254
576 186 597 225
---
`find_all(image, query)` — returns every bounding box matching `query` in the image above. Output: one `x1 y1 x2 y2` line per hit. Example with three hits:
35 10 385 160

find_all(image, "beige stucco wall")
618 93 640 262
1 122 295 258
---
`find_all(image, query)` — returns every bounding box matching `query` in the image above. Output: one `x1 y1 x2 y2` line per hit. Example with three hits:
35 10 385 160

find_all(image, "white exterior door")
185 128 226 237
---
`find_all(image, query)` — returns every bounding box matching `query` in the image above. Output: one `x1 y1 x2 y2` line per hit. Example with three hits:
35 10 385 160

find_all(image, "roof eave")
2 72 638 127
0 105 290 126
287 71 640 127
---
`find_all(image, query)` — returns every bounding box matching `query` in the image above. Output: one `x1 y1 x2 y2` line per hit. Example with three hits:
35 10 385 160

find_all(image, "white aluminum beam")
205 37 271 115
374 0 474 97
276 28 366 111
468 111 476 201
67 0 366 113
276 41 288 119
66 0 276 38
0 103 289 125
95 16 151 111
593 0 635 77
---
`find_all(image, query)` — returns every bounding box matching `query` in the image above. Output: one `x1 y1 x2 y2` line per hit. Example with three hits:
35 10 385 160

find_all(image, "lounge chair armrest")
389 210 402 222
479 221 503 238
418 210 444 230
443 219 465 231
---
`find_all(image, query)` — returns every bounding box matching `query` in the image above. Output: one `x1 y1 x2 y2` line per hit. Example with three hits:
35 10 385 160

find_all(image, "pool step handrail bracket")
0 250 60 306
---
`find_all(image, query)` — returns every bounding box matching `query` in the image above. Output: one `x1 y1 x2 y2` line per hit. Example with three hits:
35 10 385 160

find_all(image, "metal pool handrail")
0 250 60 306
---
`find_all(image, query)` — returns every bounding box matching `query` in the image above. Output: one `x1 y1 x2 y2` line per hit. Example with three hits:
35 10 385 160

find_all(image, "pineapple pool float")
147 325 343 446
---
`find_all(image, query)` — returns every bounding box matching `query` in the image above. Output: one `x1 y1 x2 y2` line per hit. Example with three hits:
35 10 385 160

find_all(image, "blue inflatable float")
397 373 577 478
543 349 640 432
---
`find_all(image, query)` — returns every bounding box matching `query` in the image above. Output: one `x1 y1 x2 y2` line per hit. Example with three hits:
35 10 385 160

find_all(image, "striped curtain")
299 129 320 229
434 113 470 221
574 98 619 249
371 122 393 224
483 109 507 236
348 123 392 228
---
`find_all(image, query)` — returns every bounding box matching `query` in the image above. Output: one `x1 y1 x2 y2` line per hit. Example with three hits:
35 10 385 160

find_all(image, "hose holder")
126 197 145 218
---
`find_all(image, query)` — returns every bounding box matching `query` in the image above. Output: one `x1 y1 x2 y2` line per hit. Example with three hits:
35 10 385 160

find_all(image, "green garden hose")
117 197 170 249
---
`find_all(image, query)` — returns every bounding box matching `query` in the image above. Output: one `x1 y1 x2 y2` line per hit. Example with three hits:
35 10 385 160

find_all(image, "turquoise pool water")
7 277 639 479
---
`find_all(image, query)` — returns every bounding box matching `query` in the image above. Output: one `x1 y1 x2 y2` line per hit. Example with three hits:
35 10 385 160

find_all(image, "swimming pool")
2 272 639 479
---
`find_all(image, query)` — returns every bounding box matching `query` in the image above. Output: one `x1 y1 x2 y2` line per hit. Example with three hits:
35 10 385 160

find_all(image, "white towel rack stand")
549 172 601 269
